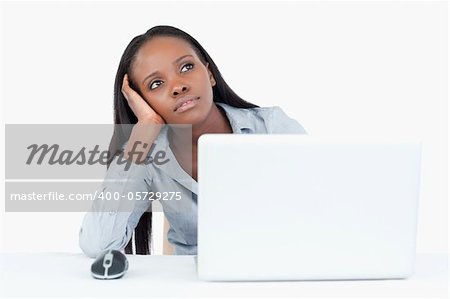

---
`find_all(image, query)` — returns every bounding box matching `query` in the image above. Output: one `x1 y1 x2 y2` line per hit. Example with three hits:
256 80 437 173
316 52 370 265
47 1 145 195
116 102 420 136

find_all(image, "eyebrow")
142 54 194 84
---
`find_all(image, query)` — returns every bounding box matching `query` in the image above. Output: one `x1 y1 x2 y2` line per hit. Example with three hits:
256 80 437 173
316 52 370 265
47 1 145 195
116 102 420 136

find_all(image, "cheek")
198 72 214 96
143 95 175 119
142 96 163 113
142 96 155 108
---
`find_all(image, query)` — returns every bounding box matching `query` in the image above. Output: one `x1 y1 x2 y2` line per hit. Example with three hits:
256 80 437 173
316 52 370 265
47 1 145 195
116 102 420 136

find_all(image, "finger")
121 74 130 101
122 74 142 102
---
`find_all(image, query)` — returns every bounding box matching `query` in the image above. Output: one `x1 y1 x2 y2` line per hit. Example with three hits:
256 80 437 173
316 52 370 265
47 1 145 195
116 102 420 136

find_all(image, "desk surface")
0 253 447 298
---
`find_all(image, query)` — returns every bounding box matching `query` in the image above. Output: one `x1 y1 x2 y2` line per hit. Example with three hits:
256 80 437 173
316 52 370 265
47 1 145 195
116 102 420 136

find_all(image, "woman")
79 25 307 258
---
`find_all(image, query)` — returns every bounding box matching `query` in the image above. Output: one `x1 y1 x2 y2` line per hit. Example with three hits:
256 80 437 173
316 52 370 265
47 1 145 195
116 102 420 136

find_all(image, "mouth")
174 96 200 113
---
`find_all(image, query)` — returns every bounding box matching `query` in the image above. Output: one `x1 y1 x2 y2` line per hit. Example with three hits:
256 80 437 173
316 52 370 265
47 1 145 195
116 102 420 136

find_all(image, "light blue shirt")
79 102 307 258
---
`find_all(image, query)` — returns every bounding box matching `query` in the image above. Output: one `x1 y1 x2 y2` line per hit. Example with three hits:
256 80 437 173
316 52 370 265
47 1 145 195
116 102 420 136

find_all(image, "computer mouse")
91 249 129 279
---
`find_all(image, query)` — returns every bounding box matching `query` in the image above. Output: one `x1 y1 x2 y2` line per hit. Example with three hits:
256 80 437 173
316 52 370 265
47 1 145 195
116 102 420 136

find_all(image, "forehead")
132 36 198 77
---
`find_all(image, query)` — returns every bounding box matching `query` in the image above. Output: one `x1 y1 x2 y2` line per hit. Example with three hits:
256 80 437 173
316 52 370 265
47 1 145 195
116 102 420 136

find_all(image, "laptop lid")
197 135 422 281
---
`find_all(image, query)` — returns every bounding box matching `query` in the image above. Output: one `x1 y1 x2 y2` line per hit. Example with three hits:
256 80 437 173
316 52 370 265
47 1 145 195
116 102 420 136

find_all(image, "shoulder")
217 102 308 134
256 106 308 134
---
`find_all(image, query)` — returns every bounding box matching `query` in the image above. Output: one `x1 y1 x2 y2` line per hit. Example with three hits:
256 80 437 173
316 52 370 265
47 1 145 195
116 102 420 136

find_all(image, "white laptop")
197 135 422 281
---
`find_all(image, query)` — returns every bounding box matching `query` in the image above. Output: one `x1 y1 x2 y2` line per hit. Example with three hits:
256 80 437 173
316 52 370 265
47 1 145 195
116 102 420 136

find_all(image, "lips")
174 96 200 112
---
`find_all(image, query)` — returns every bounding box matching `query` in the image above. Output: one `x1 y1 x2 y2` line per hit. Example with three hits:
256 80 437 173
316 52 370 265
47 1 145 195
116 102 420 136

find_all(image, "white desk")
0 253 447 298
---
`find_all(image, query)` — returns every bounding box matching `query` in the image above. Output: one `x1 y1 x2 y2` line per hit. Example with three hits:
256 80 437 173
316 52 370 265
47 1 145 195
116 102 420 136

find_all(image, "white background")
0 1 447 254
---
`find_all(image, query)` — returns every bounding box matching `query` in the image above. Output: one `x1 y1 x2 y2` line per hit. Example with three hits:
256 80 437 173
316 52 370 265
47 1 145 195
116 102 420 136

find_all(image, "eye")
149 80 163 90
148 63 194 91
181 63 194 73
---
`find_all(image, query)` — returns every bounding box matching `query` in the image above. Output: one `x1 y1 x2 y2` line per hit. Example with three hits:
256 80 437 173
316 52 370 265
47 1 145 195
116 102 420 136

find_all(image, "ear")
206 62 216 87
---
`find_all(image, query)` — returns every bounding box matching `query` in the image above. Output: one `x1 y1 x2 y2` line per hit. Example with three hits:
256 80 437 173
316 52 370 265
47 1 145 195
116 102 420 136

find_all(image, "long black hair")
109 25 259 255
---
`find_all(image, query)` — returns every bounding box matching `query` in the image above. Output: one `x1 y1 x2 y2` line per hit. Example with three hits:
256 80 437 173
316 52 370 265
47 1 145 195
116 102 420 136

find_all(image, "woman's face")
130 36 216 125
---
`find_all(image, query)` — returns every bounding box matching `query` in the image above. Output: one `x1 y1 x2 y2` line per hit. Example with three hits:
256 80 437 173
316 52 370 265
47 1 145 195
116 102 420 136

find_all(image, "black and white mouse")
91 249 129 279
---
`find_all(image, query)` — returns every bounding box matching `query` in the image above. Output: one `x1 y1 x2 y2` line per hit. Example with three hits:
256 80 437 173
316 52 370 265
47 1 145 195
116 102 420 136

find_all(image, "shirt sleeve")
78 155 152 258
266 106 308 134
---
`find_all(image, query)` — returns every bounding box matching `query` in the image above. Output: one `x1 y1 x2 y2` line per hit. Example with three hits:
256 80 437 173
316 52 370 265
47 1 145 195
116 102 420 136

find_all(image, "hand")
121 74 165 125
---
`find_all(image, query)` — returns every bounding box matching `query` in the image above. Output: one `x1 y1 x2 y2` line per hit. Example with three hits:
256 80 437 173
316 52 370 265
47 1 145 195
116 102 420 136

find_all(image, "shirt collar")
215 102 256 134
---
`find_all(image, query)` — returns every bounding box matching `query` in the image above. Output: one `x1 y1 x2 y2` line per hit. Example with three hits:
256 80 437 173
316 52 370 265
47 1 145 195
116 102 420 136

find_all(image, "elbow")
79 228 102 259
78 226 132 259
80 245 100 259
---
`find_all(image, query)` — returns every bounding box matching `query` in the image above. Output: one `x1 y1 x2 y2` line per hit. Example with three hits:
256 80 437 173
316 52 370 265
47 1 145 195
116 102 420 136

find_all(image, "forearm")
123 121 163 163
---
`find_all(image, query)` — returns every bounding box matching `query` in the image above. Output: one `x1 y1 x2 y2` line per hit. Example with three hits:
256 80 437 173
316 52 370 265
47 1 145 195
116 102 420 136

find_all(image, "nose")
172 83 189 97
